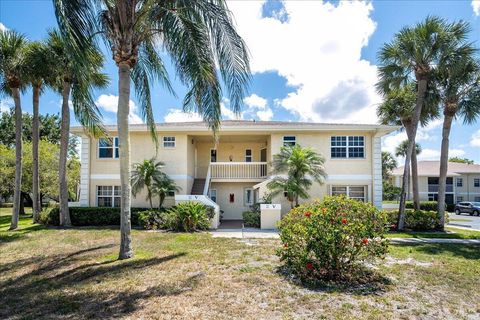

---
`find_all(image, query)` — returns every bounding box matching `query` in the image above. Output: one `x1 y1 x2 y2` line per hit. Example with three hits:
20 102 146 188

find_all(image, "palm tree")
153 175 181 209
131 159 165 209
378 84 438 211
54 0 250 259
24 41 57 223
381 151 398 181
46 29 108 227
434 42 480 228
395 140 422 159
376 16 466 230
267 145 327 208
0 30 28 230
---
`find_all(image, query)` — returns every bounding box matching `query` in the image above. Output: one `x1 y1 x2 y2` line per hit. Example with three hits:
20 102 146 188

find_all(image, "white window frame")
283 136 296 147
210 189 217 203
456 178 463 187
98 137 119 159
244 188 254 206
97 185 121 207
456 196 464 203
210 149 217 163
163 136 176 148
331 185 366 202
245 149 252 162
474 178 480 188
331 136 365 159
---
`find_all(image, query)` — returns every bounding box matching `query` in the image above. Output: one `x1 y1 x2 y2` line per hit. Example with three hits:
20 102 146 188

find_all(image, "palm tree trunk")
32 85 41 223
398 78 427 230
437 105 455 230
10 87 22 230
118 62 133 260
59 80 72 227
405 124 420 210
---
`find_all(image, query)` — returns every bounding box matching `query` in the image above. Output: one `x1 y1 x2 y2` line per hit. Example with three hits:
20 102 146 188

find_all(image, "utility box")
260 204 282 230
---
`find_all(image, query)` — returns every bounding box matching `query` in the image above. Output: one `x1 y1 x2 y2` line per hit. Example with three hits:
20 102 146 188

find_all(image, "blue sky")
0 0 479 163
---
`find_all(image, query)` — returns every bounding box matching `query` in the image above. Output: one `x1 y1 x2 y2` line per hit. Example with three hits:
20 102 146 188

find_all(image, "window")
457 196 464 203
331 136 364 158
97 186 121 207
163 136 175 148
245 149 252 162
98 137 119 158
428 193 438 201
456 178 463 187
244 188 254 206
331 186 366 202
474 179 480 187
283 136 296 147
210 149 217 162
210 189 217 203
167 190 175 197
475 196 480 202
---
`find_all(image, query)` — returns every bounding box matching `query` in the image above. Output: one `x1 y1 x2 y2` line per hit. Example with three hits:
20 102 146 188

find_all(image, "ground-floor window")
210 189 217 203
97 186 121 207
475 196 480 202
428 193 438 201
331 186 366 202
244 188 254 206
457 196 464 203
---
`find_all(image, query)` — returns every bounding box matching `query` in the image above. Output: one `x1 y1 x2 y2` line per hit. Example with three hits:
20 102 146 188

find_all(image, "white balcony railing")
210 162 268 180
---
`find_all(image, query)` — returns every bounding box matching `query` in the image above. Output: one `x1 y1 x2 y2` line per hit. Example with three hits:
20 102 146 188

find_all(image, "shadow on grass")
277 265 393 296
394 243 480 260
0 244 193 319
0 214 46 246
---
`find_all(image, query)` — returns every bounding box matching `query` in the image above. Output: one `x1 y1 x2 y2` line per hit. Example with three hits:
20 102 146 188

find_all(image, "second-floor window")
98 137 119 159
245 149 252 162
163 136 175 148
331 136 364 158
283 136 296 147
457 178 463 187
475 178 480 187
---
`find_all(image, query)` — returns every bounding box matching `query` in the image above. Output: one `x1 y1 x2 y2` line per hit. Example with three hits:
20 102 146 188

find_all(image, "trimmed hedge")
405 201 455 213
242 211 260 228
40 207 149 226
386 209 449 231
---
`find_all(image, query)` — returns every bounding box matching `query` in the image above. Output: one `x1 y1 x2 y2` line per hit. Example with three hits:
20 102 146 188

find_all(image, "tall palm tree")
434 43 480 228
131 159 165 209
376 16 467 230
54 0 250 259
153 174 180 209
0 30 28 230
46 29 108 227
24 41 57 223
268 145 327 208
378 84 437 211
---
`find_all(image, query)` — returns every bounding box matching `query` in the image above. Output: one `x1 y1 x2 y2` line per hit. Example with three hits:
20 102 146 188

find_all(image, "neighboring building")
392 161 480 204
72 120 397 221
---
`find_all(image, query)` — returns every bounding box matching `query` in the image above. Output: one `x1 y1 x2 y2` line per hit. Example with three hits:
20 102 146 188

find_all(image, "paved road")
447 212 480 231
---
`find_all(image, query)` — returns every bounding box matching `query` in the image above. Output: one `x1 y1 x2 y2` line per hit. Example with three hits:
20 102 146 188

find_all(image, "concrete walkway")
210 229 480 244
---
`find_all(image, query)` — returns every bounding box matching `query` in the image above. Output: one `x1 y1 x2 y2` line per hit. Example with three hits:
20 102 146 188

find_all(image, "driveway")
448 212 480 231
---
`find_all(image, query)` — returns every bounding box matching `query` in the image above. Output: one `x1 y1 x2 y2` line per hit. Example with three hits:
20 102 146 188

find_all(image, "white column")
79 136 90 206
372 135 382 209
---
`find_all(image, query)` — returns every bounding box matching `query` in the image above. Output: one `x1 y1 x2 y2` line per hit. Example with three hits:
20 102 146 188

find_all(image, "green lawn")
1 208 479 319
386 227 480 239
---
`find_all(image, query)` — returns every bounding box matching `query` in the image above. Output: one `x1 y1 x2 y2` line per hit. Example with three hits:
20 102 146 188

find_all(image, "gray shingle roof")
392 161 480 176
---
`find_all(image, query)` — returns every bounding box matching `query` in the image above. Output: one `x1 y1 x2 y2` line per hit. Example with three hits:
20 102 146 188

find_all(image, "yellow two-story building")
72 120 397 224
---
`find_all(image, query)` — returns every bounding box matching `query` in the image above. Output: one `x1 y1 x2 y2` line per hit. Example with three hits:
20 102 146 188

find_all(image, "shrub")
278 195 389 282
165 202 211 232
387 209 449 230
405 201 439 211
40 207 149 226
138 210 169 230
242 211 260 228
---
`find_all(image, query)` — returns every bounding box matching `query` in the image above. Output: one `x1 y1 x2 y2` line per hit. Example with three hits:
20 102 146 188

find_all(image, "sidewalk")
210 229 480 244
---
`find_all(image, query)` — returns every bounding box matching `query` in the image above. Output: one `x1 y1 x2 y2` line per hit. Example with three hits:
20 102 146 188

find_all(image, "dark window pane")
99 138 113 148
113 197 121 207
115 148 119 158
98 197 112 207
99 148 113 158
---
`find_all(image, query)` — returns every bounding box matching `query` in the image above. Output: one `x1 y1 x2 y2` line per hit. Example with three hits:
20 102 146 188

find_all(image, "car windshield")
472 202 480 206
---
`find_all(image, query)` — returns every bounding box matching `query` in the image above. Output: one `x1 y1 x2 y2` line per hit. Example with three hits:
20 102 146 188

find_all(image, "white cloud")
470 129 480 147
229 1 379 123
472 1 480 16
0 23 7 32
0 99 13 113
417 148 465 161
243 93 273 121
163 109 202 122
95 94 143 124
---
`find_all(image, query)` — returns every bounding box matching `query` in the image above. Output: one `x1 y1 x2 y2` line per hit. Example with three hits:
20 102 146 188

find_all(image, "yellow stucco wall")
210 182 257 220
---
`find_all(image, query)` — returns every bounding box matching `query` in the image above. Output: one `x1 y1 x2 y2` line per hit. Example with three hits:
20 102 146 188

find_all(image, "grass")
1 208 479 319
386 227 480 239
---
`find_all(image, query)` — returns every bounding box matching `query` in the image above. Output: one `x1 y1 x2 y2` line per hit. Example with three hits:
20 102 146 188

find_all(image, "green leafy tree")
0 144 15 203
383 181 402 201
381 151 398 180
268 145 327 209
46 29 108 227
54 0 251 259
449 157 475 165
377 16 467 230
0 29 29 230
131 159 166 209
153 175 181 209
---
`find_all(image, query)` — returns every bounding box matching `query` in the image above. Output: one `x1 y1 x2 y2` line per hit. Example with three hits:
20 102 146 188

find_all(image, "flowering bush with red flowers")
277 195 389 282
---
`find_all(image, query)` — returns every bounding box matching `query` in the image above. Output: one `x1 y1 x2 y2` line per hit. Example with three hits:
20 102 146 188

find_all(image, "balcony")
428 184 453 193
210 162 268 182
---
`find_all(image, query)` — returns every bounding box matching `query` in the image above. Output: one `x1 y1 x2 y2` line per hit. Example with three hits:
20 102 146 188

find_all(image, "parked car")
454 202 480 216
